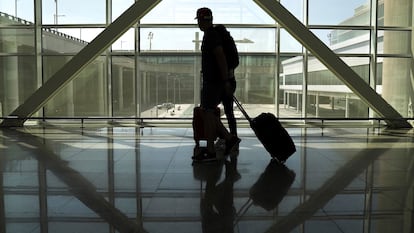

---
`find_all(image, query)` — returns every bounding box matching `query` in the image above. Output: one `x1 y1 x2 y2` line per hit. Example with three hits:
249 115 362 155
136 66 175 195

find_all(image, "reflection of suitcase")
235 160 295 225
249 159 295 210
192 106 220 146
233 96 296 163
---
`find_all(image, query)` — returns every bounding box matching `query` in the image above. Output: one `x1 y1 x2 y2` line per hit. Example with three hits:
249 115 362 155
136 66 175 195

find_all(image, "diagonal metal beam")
0 0 161 127
254 0 412 128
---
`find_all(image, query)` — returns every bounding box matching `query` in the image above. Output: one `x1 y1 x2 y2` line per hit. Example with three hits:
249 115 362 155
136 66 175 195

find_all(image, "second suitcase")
251 112 296 162
233 96 296 163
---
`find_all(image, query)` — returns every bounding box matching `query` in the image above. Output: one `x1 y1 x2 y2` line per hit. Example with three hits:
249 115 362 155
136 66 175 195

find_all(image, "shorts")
201 83 224 110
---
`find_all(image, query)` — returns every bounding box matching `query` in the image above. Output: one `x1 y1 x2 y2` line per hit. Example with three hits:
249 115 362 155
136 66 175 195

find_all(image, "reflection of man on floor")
200 158 241 233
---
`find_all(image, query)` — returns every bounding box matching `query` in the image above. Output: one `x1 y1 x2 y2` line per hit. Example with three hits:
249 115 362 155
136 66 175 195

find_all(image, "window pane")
140 28 199 52
281 0 304 23
42 0 106 24
5 195 39 218
112 56 136 117
44 56 108 117
379 57 412 117
280 29 302 53
282 55 370 118
0 55 37 116
234 55 277 117
112 28 135 51
137 55 278 118
42 28 94 54
138 55 196 118
280 55 304 117
139 28 274 53
312 29 370 54
0 29 34 54
309 0 370 26
112 0 134 22
0 0 34 22
380 0 412 27
378 30 412 56
141 0 274 24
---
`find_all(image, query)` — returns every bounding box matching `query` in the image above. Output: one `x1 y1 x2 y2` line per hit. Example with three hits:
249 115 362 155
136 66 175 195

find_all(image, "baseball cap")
195 7 213 20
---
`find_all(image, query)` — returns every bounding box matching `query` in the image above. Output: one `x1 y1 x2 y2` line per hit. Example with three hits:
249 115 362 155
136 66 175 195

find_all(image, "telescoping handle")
233 96 252 123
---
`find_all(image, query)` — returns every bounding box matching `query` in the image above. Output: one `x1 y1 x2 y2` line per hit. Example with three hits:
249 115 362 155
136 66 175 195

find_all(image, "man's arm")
213 46 228 82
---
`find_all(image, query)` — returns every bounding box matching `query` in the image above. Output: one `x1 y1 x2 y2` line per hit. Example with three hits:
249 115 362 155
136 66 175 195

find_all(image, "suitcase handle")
233 96 252 123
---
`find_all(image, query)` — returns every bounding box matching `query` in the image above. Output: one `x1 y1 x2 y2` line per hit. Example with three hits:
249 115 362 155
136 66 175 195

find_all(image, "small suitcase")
192 106 220 146
233 96 296 163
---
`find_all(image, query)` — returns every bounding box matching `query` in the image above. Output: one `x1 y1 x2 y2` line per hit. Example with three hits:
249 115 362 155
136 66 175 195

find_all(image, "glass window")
280 29 302 53
43 56 108 117
139 27 275 53
312 29 370 54
42 28 92 54
281 0 304 23
235 55 277 116
0 0 412 123
112 0 134 22
304 56 370 118
112 28 135 51
138 55 196 118
378 30 412 56
5 195 39 218
309 0 370 26
112 56 136 117
141 0 275 24
280 55 304 117
0 0 34 22
380 0 412 27
378 57 412 117
0 55 37 116
0 29 35 54
42 0 106 24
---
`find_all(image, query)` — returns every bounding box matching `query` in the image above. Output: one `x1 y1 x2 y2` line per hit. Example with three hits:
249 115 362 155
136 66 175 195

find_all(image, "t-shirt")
201 26 223 85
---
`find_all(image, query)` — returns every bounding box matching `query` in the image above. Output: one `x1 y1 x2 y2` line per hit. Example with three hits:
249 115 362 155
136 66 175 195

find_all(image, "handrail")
1 116 412 128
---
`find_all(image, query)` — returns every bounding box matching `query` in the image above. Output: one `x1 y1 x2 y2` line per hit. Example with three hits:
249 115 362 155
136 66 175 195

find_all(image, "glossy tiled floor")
0 124 413 233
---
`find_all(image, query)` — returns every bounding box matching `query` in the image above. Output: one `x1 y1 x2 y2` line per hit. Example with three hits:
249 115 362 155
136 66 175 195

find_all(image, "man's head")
195 7 213 31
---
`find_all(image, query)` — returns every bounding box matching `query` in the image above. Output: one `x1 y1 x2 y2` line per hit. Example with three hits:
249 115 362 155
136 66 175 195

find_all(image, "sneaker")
192 151 217 163
224 136 241 155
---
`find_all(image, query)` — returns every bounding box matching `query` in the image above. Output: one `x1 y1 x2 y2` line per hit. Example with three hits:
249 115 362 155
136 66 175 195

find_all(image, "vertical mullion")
275 0 281 116
35 0 44 120
107 0 113 118
369 0 378 119
302 0 309 119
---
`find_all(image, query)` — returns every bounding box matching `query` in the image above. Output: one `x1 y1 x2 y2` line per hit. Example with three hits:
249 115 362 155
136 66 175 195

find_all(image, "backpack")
214 24 239 69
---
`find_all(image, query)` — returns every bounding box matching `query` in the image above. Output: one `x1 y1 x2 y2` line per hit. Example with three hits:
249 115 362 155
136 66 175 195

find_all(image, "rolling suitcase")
192 106 220 146
233 96 296 163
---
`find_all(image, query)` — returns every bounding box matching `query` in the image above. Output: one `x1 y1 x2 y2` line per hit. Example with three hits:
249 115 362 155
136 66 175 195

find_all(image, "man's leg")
223 79 237 136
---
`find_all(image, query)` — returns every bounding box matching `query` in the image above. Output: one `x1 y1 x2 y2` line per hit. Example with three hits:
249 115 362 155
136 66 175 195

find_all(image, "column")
2 29 19 116
382 0 413 117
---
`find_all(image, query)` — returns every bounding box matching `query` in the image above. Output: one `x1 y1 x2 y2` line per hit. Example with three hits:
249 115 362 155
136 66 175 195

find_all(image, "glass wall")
0 0 412 122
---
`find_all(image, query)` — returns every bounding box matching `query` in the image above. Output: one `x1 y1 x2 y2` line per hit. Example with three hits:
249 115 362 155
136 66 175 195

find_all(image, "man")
194 7 240 162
